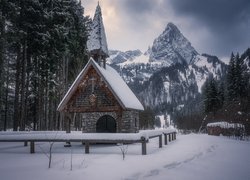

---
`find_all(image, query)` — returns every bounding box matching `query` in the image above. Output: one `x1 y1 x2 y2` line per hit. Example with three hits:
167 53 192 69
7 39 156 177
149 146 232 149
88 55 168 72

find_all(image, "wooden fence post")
164 134 168 145
159 135 162 148
85 142 90 154
30 141 35 153
64 141 71 147
141 137 147 155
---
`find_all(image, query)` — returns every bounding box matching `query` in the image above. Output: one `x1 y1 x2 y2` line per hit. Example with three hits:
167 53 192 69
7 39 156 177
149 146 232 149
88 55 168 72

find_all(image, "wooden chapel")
57 3 144 133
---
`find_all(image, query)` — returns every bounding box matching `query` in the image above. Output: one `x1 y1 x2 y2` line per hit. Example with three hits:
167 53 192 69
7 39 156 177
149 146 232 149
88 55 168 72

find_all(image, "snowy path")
0 134 249 180
125 135 250 180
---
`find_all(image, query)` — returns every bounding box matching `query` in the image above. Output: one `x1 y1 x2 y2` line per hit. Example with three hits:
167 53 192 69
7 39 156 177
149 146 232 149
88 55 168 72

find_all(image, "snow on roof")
207 122 245 129
93 60 144 110
57 58 144 111
87 3 108 55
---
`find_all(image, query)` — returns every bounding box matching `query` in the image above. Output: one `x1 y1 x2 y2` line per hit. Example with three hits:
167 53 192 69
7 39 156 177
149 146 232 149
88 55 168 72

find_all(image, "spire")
87 2 109 68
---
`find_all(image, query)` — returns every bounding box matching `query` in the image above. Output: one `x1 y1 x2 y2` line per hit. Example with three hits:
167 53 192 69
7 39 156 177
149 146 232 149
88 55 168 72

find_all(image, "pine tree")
67 0 89 82
217 81 225 109
234 53 242 98
203 76 220 116
139 107 155 129
0 0 18 130
227 52 236 101
227 52 248 103
0 0 89 130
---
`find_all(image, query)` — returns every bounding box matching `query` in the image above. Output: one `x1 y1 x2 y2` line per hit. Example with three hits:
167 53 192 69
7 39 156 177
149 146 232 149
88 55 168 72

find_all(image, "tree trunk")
13 46 22 131
0 12 5 130
33 56 39 130
20 40 27 131
3 55 10 131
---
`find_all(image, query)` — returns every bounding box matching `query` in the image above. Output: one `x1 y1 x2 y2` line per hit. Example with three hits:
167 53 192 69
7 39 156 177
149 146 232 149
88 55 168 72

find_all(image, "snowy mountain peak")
87 3 109 56
150 22 198 65
107 22 228 113
164 22 180 34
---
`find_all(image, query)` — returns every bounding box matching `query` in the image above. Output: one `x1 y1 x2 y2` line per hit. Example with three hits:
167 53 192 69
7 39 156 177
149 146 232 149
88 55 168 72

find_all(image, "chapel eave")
57 58 144 112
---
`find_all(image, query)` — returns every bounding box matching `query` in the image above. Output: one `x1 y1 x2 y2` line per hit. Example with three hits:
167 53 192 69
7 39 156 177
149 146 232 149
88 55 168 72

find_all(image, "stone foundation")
81 110 139 133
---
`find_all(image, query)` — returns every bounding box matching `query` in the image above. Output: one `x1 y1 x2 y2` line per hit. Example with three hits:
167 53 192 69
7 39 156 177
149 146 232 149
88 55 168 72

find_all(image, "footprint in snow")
163 162 182 169
183 152 203 163
183 156 195 163
123 172 141 180
144 169 160 178
206 145 217 153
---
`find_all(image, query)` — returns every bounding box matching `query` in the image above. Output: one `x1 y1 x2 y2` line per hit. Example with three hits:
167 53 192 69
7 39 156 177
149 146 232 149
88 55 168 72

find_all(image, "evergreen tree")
0 0 89 130
139 107 155 129
67 1 89 82
227 52 248 103
154 116 161 128
227 52 237 101
217 81 225 109
234 53 242 98
203 76 220 115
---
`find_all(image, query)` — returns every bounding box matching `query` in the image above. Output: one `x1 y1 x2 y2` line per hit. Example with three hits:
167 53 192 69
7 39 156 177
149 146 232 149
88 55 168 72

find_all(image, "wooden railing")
0 130 177 155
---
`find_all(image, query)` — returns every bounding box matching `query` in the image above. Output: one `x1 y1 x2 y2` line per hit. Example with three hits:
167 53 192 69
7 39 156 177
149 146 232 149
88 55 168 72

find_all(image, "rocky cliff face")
107 22 227 113
149 23 198 65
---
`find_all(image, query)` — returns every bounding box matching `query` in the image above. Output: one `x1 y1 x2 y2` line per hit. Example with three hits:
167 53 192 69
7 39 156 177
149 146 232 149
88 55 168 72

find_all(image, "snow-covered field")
0 134 249 180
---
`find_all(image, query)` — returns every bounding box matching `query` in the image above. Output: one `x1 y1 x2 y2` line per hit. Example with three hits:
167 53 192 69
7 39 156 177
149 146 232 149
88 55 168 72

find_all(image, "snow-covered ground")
0 134 249 180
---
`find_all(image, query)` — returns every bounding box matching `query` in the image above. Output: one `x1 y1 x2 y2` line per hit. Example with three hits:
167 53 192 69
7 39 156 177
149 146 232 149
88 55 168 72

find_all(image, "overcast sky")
82 0 250 60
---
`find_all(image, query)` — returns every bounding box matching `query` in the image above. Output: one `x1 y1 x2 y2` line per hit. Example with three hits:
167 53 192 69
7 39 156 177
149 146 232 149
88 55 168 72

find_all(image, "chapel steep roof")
57 58 144 112
87 3 109 57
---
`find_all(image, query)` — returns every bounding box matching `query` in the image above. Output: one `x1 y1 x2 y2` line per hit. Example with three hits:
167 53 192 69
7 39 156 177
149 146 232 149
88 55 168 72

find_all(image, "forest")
0 0 89 131
175 49 250 134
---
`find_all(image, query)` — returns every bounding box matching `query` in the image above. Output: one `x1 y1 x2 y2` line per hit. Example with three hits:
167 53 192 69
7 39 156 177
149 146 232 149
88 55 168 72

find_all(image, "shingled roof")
57 58 144 111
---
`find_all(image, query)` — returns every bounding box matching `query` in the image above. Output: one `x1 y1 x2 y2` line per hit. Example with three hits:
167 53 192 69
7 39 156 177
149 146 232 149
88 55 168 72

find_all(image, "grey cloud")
168 0 250 56
115 0 161 29
117 0 250 56
121 0 157 15
85 0 250 57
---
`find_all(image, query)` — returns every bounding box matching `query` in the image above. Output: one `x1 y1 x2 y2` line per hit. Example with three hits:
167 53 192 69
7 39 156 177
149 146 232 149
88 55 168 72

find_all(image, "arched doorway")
96 115 116 133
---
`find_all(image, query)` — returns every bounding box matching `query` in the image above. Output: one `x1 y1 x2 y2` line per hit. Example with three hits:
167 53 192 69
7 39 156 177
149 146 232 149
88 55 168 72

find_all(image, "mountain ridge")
107 22 228 116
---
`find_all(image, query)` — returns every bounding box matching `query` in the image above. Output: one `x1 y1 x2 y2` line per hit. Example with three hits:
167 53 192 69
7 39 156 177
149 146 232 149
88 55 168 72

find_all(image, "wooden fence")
0 130 177 155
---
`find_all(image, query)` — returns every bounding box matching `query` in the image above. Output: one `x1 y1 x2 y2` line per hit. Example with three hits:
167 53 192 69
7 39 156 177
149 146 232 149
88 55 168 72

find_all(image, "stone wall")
81 112 117 133
121 110 139 133
81 110 139 133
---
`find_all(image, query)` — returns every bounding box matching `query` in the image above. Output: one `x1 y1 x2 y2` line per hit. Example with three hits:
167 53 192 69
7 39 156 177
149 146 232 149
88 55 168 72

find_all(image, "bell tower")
87 2 109 68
